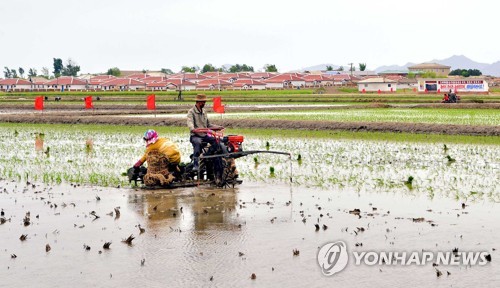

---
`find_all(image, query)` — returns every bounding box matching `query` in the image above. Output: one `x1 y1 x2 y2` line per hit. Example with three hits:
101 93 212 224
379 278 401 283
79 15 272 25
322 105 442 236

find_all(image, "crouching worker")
133 129 181 186
187 94 223 172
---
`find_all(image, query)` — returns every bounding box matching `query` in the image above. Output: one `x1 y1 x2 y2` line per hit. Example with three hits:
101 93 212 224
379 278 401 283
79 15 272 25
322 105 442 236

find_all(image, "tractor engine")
222 135 244 153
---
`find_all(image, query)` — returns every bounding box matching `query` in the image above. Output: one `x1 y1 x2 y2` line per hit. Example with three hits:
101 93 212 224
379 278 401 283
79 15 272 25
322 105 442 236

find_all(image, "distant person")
450 92 457 103
442 93 449 103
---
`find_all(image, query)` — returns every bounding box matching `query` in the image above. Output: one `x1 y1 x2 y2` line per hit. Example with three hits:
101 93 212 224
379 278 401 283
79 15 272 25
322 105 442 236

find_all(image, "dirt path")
1 112 498 136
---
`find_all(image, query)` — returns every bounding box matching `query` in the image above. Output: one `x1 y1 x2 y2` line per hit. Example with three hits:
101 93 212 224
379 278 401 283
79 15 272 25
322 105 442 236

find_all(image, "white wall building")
357 77 397 92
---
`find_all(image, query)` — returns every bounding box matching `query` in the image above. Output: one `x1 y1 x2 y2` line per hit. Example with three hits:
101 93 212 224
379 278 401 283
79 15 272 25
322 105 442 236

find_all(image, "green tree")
53 58 63 77
337 66 344 71
264 64 278 72
28 68 37 77
10 69 18 78
201 63 216 73
181 66 197 73
468 69 482 76
161 68 173 74
229 64 254 72
407 72 416 79
3 67 12 78
18 67 25 78
450 68 482 77
61 58 80 76
41 67 49 79
326 65 333 71
421 71 437 78
106 67 121 76
359 63 367 71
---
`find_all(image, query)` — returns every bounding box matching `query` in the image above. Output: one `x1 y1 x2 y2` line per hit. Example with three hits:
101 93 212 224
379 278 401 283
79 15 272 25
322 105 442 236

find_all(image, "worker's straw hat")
195 94 207 102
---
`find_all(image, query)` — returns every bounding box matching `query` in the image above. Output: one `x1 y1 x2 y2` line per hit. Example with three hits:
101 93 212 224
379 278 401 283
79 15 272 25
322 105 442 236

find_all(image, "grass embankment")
2 123 498 145
1 90 500 104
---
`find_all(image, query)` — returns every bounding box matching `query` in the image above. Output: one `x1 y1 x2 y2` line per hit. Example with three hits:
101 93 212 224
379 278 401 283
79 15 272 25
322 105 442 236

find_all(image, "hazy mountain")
292 64 340 72
482 61 500 76
375 62 415 73
431 55 489 70
294 56 500 76
373 55 500 76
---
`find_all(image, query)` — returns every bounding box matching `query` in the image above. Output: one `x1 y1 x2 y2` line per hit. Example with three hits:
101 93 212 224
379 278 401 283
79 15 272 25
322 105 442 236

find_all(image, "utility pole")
348 63 353 76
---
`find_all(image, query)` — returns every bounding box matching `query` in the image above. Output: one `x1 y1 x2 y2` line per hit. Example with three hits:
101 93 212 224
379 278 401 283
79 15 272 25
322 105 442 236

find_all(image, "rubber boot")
192 157 199 172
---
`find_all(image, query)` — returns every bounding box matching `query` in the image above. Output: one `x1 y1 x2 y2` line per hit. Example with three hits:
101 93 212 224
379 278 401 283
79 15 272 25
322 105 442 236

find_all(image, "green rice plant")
446 155 456 163
404 176 414 189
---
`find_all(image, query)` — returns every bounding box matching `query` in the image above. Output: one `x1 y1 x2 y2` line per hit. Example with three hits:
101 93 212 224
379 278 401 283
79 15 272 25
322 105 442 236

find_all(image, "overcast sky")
0 0 498 74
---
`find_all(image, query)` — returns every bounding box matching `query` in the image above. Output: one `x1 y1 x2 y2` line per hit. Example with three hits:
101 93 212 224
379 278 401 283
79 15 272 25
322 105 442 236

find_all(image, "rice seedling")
0 124 497 202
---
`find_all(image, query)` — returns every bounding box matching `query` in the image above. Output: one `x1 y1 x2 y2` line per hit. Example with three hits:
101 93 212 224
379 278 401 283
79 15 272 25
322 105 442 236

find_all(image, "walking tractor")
127 128 290 189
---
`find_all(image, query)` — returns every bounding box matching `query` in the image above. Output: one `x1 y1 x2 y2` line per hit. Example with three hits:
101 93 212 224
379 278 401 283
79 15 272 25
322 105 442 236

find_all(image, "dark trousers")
190 135 217 159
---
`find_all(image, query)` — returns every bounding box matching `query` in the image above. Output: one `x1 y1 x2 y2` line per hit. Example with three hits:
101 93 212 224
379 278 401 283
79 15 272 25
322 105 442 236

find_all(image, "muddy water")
0 180 498 287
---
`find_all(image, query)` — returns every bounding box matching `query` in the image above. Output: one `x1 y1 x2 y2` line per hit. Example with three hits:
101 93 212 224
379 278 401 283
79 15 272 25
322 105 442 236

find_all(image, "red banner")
213 96 225 113
146 94 156 110
85 96 93 109
34 96 44 110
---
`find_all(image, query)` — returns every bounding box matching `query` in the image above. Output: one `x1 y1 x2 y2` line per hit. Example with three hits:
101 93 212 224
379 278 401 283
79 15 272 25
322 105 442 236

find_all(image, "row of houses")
0 72 366 92
0 67 493 93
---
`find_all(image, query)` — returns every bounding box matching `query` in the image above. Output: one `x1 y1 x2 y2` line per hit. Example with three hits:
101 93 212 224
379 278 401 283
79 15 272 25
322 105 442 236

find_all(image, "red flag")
146 94 156 110
213 96 225 113
34 96 44 110
85 96 93 109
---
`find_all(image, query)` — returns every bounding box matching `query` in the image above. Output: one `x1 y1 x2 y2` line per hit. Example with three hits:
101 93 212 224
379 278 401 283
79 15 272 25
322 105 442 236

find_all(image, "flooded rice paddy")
117 108 500 126
1 181 499 287
0 126 499 287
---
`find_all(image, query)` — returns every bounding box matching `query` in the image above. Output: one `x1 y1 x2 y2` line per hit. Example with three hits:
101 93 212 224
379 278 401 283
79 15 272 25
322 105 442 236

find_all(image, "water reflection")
128 187 239 232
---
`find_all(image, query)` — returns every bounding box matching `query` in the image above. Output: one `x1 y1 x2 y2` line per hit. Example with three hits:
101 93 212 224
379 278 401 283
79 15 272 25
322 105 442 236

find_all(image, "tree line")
3 58 80 79
449 69 482 77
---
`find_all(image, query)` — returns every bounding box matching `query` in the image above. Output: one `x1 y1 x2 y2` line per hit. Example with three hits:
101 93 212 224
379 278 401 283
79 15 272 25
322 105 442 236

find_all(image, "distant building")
417 78 489 93
408 63 451 76
378 70 410 77
357 77 397 92
0 78 33 91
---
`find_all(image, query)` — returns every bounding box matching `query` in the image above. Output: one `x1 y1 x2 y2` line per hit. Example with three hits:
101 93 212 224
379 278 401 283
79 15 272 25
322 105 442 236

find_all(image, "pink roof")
218 73 251 80
101 78 145 86
232 79 267 87
202 71 224 78
165 78 196 86
45 77 87 86
281 72 305 78
264 74 305 83
170 73 208 80
126 73 149 79
0 78 33 85
30 77 49 85
88 75 116 85
303 75 333 82
196 79 232 88
142 76 169 84
146 81 169 88
249 72 276 79
91 75 116 80
329 74 352 81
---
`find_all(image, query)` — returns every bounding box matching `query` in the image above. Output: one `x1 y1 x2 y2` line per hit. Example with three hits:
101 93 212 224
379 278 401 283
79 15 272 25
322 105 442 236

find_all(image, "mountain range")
295 55 500 76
